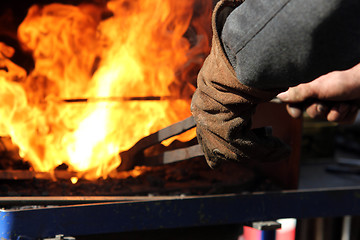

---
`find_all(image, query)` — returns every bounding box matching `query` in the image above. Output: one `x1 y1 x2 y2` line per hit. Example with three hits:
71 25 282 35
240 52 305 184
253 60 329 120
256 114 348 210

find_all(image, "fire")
0 0 211 179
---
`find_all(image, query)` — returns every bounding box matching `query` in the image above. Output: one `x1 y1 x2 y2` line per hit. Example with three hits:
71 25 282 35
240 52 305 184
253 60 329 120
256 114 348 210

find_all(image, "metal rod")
61 96 282 103
60 96 183 103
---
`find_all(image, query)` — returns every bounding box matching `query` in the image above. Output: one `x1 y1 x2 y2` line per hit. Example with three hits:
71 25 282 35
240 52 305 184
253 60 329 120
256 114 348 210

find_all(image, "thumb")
276 91 291 102
277 83 316 103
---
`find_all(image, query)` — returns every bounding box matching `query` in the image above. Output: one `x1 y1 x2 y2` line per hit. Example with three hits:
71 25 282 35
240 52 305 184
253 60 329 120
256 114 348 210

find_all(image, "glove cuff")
191 0 289 168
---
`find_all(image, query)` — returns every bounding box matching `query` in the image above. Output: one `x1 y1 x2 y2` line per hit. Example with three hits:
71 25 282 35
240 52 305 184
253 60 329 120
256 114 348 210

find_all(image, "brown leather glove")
191 0 290 168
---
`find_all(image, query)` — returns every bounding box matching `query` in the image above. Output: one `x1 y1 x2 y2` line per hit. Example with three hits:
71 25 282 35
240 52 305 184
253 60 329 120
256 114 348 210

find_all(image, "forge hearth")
0 102 302 197
0 158 263 196
0 0 302 198
0 117 263 196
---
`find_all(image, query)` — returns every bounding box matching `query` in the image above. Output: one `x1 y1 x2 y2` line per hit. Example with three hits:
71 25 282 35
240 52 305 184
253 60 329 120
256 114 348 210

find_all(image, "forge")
0 0 303 196
2 1 359 240
0 1 306 238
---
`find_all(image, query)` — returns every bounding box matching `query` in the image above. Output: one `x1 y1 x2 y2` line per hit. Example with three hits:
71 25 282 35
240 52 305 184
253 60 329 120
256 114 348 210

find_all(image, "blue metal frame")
1 186 360 239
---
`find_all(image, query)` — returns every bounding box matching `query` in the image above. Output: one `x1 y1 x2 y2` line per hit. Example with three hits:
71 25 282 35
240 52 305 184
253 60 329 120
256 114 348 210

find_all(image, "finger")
305 103 329 120
277 83 317 103
327 104 351 122
328 104 358 123
286 103 303 118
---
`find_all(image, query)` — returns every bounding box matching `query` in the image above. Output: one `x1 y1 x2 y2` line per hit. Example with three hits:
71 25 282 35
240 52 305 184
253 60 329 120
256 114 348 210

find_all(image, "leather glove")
191 0 290 169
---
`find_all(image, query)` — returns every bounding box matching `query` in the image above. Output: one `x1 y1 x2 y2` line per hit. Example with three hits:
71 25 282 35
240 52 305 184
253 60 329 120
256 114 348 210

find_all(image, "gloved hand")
191 0 290 168
192 0 360 168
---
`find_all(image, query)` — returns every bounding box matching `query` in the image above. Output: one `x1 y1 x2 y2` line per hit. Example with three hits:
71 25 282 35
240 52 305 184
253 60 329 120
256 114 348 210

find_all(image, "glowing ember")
70 177 79 184
0 0 210 179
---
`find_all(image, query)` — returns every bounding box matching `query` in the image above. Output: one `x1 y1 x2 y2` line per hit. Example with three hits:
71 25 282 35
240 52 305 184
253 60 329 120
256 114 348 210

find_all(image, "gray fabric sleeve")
222 0 360 90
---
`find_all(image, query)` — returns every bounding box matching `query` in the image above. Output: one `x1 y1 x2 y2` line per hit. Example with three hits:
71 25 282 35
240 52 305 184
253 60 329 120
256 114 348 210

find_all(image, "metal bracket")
245 221 281 231
43 234 76 240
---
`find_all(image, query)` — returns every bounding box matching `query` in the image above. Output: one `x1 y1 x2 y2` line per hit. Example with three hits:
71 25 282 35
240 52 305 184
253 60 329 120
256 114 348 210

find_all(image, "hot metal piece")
138 144 204 166
118 116 202 171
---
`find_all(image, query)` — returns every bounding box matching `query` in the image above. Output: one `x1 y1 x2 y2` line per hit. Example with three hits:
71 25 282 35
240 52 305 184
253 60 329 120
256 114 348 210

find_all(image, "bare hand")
277 63 360 123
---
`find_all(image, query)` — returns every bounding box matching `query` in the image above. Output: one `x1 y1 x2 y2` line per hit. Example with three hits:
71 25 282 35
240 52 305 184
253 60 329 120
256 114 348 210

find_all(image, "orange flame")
0 0 211 179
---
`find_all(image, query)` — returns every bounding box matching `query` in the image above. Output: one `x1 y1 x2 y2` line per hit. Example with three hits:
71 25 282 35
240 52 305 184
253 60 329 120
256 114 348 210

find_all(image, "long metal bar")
60 96 182 103
1 186 360 239
60 97 282 104
139 144 204 166
0 195 187 206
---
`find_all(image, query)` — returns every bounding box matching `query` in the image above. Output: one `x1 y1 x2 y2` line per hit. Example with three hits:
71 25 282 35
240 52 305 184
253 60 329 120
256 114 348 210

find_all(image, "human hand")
277 63 360 123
